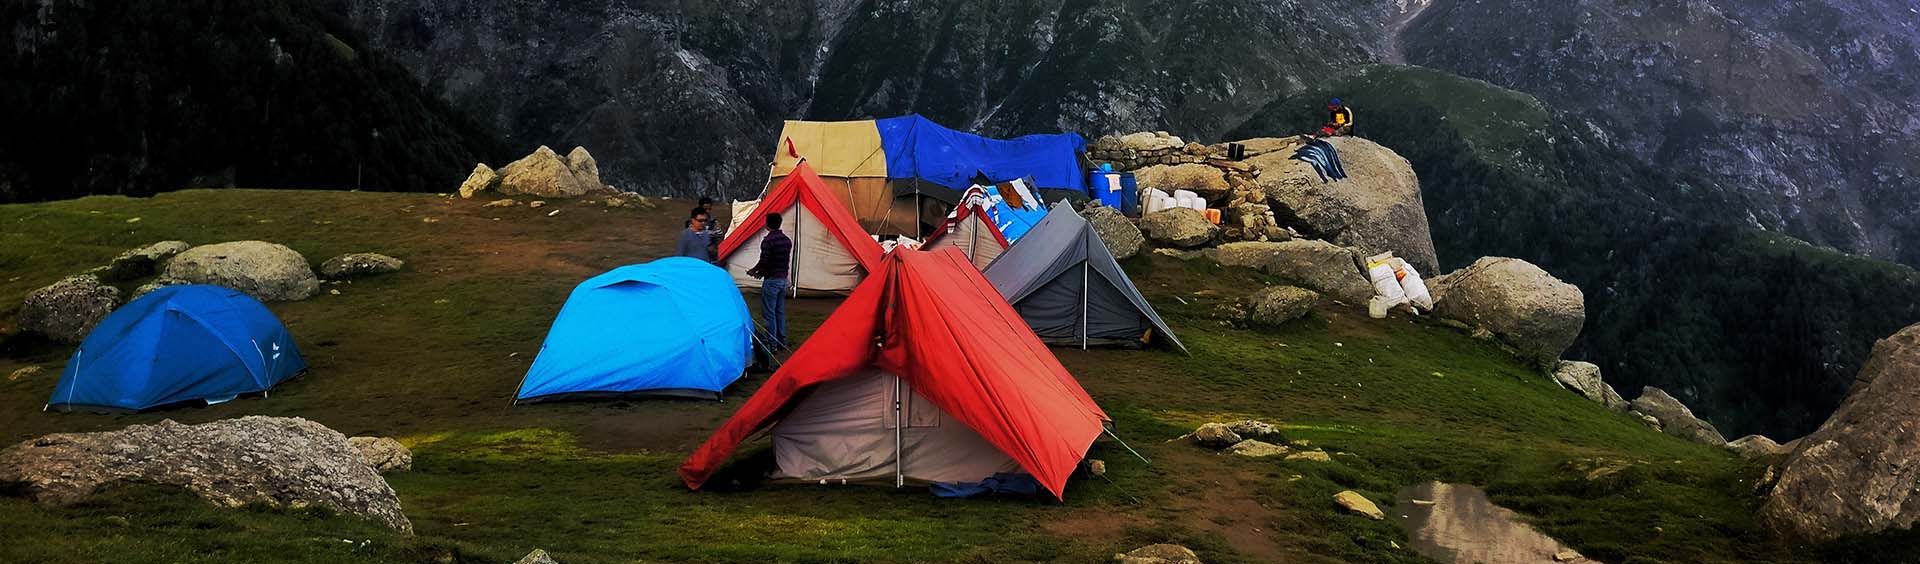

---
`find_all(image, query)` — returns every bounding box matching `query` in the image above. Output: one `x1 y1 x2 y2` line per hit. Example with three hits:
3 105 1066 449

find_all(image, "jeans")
761 278 789 347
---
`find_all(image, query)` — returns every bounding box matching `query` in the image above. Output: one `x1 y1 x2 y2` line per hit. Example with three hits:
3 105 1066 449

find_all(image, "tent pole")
1081 262 1090 350
894 376 905 489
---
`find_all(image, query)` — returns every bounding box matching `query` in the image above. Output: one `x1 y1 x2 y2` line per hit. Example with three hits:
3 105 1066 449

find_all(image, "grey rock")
131 278 190 300
318 253 404 280
1430 257 1585 366
565 146 603 190
0 417 410 532
1335 490 1385 520
457 163 497 199
1081 205 1145 260
346 437 412 474
1227 439 1288 458
1726 435 1788 459
1138 208 1219 249
1188 423 1241 449
1286 450 1332 463
498 146 590 198
1552 361 1629 412
1243 286 1320 326
516 549 559 564
1761 323 1920 540
1213 241 1372 304
1629 387 1727 446
163 241 320 302
1245 136 1438 273
92 241 191 282
1114 543 1201 564
18 275 120 343
1134 163 1231 201
1224 419 1279 438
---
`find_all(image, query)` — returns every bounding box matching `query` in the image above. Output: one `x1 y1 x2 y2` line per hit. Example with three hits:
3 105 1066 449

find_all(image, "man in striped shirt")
746 212 793 348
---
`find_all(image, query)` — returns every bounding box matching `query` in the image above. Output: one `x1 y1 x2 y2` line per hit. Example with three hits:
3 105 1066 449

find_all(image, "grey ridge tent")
982 203 1186 352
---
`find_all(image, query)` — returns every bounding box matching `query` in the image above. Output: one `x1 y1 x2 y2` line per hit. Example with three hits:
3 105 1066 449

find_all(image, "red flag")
785 137 799 159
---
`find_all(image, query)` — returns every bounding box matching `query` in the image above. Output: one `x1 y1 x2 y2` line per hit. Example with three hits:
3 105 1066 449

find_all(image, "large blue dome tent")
47 285 307 412
515 258 754 403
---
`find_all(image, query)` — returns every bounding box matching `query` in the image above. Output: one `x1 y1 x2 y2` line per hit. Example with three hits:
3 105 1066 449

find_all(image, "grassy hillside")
0 190 1908 563
1229 64 1920 441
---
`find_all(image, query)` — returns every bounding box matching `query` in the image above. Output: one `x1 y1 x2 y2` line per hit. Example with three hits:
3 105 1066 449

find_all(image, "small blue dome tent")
48 285 307 412
515 258 753 403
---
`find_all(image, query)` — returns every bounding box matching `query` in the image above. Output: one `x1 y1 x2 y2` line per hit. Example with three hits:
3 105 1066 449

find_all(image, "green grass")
0 189 1899 562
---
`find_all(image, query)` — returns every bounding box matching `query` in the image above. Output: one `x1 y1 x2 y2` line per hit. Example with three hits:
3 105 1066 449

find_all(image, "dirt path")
1382 0 1434 65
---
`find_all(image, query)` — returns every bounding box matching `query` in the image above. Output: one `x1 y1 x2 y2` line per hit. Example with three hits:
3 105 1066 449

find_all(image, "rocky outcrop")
18 275 120 343
1139 208 1219 249
457 164 498 198
0 417 411 532
1629 387 1727 446
163 241 320 302
1225 419 1279 438
1187 423 1241 449
1430 257 1585 365
319 253 404 280
1088 132 1207 171
1213 241 1372 304
1242 286 1320 326
1113 543 1202 564
498 146 591 198
1552 361 1628 412
1081 205 1144 260
1726 435 1788 459
1243 136 1437 273
90 241 191 282
1760 323 1920 540
1335 490 1385 520
566 146 603 190
347 437 413 474
1133 163 1231 201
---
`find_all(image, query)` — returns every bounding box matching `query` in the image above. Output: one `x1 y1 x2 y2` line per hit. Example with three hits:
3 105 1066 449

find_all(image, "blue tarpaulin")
48 285 306 412
516 258 752 402
930 472 1045 498
876 115 1088 192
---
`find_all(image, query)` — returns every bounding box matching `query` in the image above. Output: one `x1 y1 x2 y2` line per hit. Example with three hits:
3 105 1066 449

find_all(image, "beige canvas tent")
716 163 884 295
920 197 1011 270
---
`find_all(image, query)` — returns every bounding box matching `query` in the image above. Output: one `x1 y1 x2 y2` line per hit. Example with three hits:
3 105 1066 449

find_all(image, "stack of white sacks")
1365 252 1433 319
1143 188 1207 214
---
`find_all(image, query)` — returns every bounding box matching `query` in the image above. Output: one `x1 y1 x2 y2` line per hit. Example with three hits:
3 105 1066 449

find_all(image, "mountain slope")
0 0 507 202
1231 65 1920 440
1402 0 1920 266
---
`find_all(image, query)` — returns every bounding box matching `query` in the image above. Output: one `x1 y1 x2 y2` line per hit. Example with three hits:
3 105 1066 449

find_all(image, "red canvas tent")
718 161 885 294
920 197 1011 270
679 248 1109 499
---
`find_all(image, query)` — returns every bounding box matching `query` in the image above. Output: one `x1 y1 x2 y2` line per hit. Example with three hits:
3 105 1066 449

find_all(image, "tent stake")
1104 428 1151 465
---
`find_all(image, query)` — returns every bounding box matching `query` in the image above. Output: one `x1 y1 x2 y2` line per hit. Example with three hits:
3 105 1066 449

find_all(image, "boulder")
1213 241 1372 304
347 437 412 473
1188 423 1242 448
516 549 559 564
1335 490 1385 520
1726 435 1788 459
0 417 410 532
1552 361 1629 412
1760 323 1920 540
498 146 590 198
565 146 604 191
318 253 404 280
1429 257 1585 365
91 241 191 282
1243 286 1320 326
1134 163 1231 201
163 241 320 302
18 275 120 343
131 278 189 300
1226 440 1288 458
1138 208 1219 249
1225 419 1279 437
1629 387 1727 446
457 164 498 199
1114 543 1201 564
1244 136 1438 273
1080 205 1145 260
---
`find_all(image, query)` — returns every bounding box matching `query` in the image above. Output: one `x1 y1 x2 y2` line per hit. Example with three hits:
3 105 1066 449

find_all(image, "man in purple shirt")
746 212 793 347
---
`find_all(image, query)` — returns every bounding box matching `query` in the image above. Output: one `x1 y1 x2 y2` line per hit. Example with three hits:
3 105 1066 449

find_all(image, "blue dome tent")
515 258 753 403
48 285 307 412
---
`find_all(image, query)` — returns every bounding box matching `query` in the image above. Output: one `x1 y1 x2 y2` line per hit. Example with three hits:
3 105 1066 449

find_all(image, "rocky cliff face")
1402 0 1920 266
319 0 1395 198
